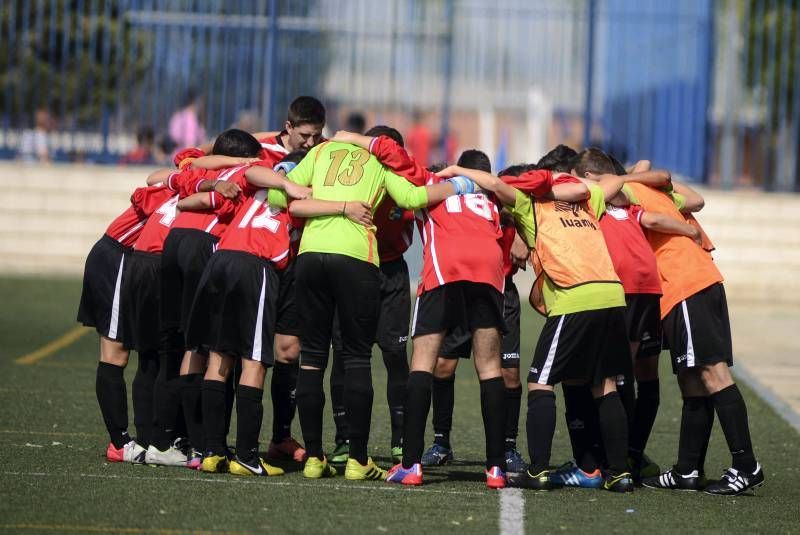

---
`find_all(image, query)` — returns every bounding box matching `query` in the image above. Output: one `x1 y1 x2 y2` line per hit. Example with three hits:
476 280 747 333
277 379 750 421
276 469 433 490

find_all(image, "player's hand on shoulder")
331 130 358 144
344 201 373 227
214 181 241 199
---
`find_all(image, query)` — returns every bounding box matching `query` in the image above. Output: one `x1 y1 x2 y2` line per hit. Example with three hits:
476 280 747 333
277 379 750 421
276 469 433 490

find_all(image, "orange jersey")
625 183 723 318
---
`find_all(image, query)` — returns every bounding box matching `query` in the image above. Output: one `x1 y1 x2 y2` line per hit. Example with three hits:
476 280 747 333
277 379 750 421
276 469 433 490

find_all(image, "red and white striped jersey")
105 184 174 248
416 186 505 294
133 194 180 253
256 134 290 166
169 165 249 238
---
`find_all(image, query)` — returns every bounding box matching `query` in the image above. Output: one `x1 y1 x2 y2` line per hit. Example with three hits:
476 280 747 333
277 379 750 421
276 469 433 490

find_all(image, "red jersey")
368 136 427 262
501 168 554 197
417 186 504 294
217 184 293 269
500 223 518 278
134 194 180 253
105 185 174 248
256 134 290 166
599 204 662 295
168 165 249 238
173 147 205 169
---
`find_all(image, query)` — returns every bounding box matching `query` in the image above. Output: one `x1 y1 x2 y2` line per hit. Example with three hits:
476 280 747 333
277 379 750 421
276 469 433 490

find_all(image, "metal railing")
0 0 797 190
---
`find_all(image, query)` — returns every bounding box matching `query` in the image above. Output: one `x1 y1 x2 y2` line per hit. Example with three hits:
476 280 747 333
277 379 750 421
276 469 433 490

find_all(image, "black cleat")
704 464 764 496
507 468 562 490
642 467 702 491
603 471 634 493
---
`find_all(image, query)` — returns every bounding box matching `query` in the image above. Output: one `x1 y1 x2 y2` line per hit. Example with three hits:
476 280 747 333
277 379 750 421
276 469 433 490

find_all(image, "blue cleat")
549 460 603 488
420 443 454 467
505 447 526 474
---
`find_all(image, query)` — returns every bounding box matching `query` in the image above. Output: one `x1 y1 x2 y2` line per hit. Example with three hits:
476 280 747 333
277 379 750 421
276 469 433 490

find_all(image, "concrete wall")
2 163 798 306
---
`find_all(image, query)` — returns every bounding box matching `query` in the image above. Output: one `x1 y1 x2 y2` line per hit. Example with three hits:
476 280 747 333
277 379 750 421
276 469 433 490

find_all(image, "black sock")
562 384 599 472
712 384 757 473
630 379 660 463
595 392 629 475
330 353 348 444
96 361 130 449
153 352 181 450
224 360 241 438
236 385 264 464
526 389 556 474
382 349 408 448
697 397 715 473
344 365 374 465
617 375 636 437
504 385 522 449
676 396 715 474
402 371 433 468
432 374 455 449
296 368 325 460
480 377 506 469
201 379 228 456
270 361 298 443
132 350 159 448
181 373 204 452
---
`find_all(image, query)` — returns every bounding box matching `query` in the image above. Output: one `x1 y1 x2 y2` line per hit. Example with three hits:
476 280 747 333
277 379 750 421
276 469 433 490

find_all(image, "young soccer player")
623 180 764 495
269 130 467 482
441 163 663 492
78 182 174 463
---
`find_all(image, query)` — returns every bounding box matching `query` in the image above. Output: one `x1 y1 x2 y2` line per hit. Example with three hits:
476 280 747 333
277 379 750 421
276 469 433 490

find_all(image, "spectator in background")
169 90 206 149
119 126 157 165
406 110 433 168
345 111 366 134
19 107 55 163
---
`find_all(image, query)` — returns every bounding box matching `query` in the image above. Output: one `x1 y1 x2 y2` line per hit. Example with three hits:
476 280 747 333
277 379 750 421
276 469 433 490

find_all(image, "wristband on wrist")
274 161 298 174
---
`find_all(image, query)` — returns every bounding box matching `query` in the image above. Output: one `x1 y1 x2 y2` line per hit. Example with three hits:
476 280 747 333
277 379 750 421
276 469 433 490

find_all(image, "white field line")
499 488 525 535
0 470 490 497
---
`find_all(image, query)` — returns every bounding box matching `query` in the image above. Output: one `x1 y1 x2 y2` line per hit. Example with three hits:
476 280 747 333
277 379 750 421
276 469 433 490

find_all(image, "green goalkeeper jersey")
269 141 430 266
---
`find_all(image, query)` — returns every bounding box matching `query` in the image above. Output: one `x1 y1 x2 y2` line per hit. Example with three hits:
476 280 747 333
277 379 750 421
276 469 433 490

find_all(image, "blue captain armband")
447 175 477 195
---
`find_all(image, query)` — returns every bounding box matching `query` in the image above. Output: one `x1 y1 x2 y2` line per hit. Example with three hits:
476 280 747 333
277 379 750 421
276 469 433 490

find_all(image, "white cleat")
145 444 188 467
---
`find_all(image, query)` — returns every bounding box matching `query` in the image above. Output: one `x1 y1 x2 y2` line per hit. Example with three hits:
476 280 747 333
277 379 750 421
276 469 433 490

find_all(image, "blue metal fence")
0 0 798 190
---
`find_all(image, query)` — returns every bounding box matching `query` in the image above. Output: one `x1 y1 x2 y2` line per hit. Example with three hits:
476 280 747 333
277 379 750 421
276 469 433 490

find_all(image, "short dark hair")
427 162 447 173
536 144 577 172
365 125 404 147
570 147 616 176
211 129 262 157
287 96 326 127
457 149 491 173
345 112 366 134
605 152 628 175
499 163 531 177
280 149 308 166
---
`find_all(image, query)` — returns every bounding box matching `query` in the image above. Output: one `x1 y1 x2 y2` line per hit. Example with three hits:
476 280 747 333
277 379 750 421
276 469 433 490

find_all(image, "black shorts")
77 234 129 341
624 293 662 358
439 277 520 369
120 250 162 353
295 252 381 369
376 258 412 351
185 250 279 365
412 281 505 339
160 228 219 337
662 282 733 374
275 260 299 337
528 307 630 386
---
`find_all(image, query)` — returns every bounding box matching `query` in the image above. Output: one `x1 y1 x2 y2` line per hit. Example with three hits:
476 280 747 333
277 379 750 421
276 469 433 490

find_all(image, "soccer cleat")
385 463 423 486
603 472 634 493
704 464 764 496
391 446 403 464
266 437 306 463
642 467 702 491
330 441 349 464
303 456 337 479
485 466 507 489
549 461 603 488
505 447 526 474
144 444 188 467
630 453 661 483
186 449 203 470
229 456 284 477
106 441 146 463
420 443 454 467
344 457 387 481
507 468 561 490
200 454 229 473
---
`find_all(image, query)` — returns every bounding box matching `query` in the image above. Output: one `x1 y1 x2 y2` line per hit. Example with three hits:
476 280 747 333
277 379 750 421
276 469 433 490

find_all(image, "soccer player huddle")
78 95 763 496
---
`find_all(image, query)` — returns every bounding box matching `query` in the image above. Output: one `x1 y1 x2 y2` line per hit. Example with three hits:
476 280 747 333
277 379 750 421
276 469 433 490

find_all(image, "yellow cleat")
200 454 229 474
229 457 284 477
303 456 337 479
344 457 387 481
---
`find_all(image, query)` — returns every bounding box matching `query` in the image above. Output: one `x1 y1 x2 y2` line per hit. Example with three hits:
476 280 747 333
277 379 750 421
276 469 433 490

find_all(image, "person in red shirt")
78 183 174 464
